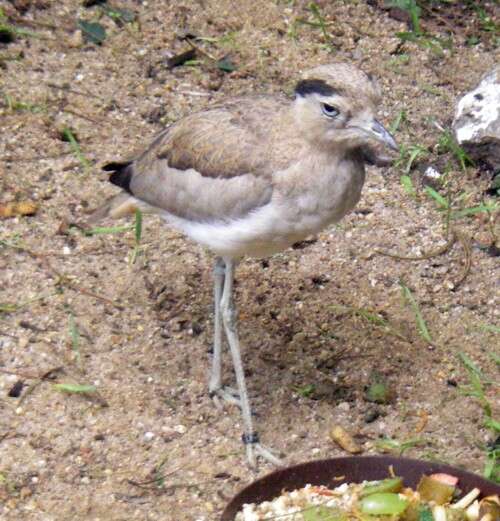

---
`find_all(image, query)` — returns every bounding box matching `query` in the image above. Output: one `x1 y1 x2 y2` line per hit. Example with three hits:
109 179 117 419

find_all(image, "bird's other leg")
220 257 283 468
209 257 239 407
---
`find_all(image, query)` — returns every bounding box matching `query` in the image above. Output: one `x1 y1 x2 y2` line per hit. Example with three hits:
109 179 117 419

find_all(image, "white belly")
161 194 354 259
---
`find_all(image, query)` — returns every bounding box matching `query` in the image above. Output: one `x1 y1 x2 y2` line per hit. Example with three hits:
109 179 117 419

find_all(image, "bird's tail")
88 160 156 224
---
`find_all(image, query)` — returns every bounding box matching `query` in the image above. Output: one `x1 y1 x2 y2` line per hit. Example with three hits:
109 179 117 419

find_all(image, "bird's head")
293 63 398 165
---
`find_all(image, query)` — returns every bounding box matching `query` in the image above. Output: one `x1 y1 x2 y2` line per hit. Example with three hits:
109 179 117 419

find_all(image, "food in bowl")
235 472 499 521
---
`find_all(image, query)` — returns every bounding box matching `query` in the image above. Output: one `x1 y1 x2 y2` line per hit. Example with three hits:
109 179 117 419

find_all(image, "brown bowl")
222 455 500 521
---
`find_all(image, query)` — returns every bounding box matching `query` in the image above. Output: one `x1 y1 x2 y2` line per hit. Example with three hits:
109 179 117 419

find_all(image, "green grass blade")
0 303 18 313
390 110 406 134
129 209 143 265
400 282 432 344
400 175 416 197
84 225 132 236
134 208 143 244
374 436 424 456
69 313 80 363
479 324 500 334
489 352 500 365
53 383 97 393
451 203 499 219
61 127 91 172
457 352 485 379
424 186 449 209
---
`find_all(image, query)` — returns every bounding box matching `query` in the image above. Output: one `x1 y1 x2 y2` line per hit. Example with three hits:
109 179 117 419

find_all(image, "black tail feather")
103 161 133 194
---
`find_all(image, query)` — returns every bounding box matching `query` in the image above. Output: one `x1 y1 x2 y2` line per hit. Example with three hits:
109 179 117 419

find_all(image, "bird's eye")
321 103 339 118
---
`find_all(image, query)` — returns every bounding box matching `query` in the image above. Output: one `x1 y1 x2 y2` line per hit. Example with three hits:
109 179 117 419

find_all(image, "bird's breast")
275 154 366 230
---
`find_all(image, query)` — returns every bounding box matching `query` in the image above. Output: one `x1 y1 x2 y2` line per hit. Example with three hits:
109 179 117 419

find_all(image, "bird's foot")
243 432 284 468
210 386 241 409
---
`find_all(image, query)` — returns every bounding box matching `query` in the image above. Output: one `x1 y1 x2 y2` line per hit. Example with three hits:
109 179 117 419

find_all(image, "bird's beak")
367 119 398 151
349 119 399 167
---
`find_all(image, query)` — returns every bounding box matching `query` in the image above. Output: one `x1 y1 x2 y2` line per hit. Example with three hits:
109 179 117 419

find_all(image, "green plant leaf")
484 418 500 432
294 384 316 398
101 5 136 24
366 381 391 404
216 57 237 72
78 20 106 44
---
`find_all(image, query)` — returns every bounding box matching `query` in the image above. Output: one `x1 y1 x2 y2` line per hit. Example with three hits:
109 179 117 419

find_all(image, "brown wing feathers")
99 96 293 221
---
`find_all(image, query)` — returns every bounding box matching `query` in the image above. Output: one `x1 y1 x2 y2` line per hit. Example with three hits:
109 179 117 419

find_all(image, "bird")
92 62 397 467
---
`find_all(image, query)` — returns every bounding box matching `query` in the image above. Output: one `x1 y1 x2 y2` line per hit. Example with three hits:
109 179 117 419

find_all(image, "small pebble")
18 336 29 349
364 409 380 423
67 30 84 48
144 431 155 441
20 487 32 499
337 401 350 412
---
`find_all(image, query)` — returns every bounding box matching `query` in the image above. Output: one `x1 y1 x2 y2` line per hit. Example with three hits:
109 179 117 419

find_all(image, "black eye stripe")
295 79 339 97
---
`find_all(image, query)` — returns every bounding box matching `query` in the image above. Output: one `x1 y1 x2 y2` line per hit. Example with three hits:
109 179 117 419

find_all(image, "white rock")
453 65 500 170
424 166 441 179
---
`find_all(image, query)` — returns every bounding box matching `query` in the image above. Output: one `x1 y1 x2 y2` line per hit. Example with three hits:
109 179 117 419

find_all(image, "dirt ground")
0 1 499 520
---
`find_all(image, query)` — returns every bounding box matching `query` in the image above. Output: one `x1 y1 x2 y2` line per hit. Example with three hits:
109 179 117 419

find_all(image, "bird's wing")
106 96 290 222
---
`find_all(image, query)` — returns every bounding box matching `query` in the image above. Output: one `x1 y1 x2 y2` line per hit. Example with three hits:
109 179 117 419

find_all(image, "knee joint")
221 302 236 326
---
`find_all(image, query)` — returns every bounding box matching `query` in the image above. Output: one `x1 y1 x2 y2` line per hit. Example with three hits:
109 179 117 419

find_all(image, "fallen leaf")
329 425 362 454
415 409 428 433
0 201 38 218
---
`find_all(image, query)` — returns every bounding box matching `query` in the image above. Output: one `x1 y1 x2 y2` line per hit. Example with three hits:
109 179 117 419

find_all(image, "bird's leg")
219 258 283 467
209 257 239 407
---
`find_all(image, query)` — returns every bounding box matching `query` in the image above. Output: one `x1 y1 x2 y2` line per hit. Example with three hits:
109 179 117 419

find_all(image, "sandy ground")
1 1 499 520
